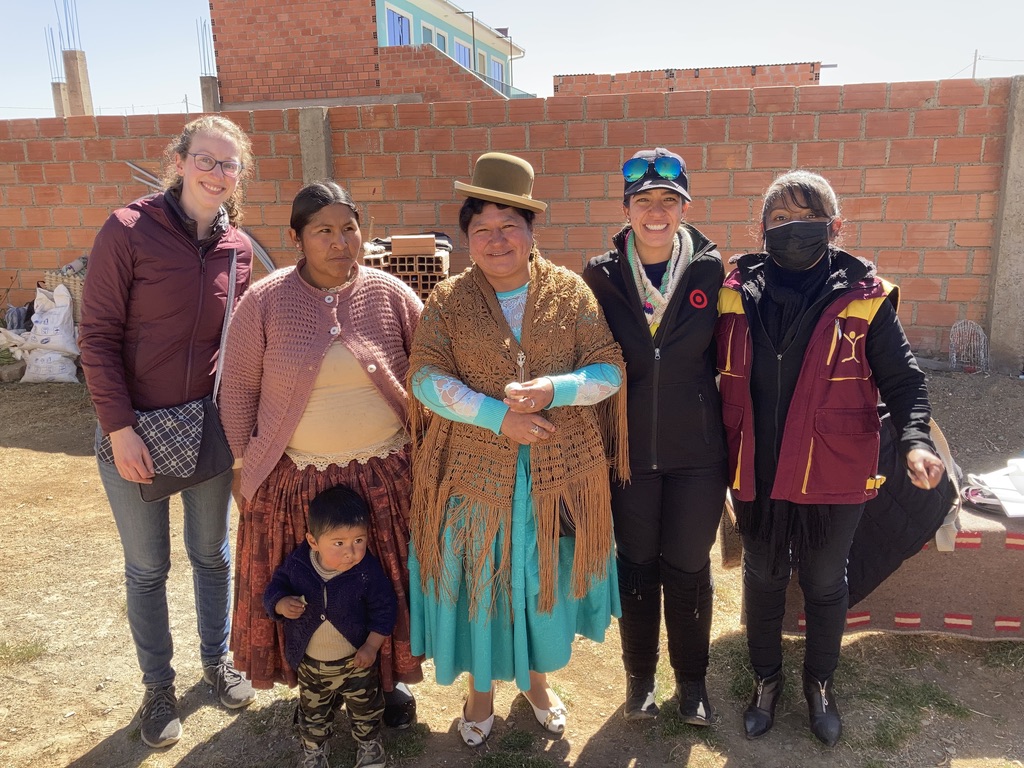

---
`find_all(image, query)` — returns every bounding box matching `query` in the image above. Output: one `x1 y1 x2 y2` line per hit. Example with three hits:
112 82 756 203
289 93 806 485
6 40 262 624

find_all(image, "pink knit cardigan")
218 262 423 500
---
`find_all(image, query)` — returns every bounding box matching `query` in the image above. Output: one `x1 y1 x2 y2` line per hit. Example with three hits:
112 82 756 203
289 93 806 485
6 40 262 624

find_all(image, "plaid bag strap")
212 249 237 402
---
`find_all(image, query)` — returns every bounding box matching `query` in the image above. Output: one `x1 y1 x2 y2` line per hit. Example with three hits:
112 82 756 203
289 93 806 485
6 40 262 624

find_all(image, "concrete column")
51 82 70 118
298 107 333 185
62 49 93 116
988 75 1024 374
200 76 221 113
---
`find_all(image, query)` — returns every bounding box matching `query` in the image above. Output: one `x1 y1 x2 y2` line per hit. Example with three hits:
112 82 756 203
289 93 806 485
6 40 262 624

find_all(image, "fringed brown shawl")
409 254 629 616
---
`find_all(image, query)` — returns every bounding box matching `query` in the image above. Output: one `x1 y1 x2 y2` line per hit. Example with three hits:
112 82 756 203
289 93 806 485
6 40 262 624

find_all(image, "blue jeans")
97 452 233 688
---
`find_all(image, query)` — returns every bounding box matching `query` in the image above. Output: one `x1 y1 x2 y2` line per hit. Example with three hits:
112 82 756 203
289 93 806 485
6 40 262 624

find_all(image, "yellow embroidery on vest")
841 331 866 363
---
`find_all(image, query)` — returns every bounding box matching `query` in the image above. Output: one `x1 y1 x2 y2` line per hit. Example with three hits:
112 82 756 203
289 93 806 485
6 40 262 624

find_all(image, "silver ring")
527 397 535 408
530 426 540 435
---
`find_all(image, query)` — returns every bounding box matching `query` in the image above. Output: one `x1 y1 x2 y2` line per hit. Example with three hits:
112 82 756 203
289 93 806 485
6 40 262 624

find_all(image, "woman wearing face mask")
716 171 944 747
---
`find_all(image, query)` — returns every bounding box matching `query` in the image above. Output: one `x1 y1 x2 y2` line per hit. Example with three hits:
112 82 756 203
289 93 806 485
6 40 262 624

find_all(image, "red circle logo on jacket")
690 289 708 309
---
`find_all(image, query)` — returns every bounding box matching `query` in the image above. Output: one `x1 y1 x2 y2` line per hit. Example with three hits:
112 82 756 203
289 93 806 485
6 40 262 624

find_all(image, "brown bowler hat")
454 152 548 213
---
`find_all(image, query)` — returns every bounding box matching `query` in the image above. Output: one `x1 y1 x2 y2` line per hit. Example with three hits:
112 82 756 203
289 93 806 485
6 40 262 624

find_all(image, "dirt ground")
1 370 1024 768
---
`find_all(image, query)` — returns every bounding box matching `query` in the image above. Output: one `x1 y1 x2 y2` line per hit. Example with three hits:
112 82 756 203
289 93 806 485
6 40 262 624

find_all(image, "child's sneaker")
299 741 330 768
138 684 182 748
354 737 386 768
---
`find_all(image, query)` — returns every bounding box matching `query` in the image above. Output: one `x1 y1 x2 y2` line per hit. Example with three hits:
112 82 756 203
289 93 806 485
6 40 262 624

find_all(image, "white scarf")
625 227 694 335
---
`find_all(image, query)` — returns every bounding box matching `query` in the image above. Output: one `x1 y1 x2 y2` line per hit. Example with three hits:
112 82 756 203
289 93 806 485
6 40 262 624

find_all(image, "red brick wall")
554 63 821 96
209 2 500 107
0 78 1010 358
378 46 504 104
210 0 380 104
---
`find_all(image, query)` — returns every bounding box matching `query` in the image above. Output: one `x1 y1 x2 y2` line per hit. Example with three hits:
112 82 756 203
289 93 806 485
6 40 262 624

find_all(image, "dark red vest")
716 273 895 504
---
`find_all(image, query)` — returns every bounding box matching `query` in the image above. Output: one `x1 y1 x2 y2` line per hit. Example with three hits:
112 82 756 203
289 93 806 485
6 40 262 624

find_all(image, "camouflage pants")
296 655 384 749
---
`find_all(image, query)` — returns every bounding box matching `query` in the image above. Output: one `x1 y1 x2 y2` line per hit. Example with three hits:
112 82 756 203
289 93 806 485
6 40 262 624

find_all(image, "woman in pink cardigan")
218 181 424 728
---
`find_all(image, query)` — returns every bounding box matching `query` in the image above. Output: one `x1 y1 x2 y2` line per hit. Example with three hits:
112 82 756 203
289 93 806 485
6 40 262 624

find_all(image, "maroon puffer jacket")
79 192 252 434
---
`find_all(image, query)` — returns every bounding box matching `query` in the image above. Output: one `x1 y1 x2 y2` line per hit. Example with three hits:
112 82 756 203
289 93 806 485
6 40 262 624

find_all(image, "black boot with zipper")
743 669 784 739
803 668 842 746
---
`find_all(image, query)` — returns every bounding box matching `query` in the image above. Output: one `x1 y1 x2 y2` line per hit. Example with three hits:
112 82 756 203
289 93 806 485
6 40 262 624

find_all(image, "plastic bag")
22 284 79 357
21 349 78 383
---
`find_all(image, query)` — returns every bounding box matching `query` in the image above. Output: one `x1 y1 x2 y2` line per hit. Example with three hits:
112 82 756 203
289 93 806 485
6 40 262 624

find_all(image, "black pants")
611 464 727 681
742 503 864 681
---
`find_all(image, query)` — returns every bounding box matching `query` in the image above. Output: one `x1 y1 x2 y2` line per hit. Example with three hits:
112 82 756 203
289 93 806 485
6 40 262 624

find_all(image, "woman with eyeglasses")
80 116 256 749
717 171 943 746
582 148 728 726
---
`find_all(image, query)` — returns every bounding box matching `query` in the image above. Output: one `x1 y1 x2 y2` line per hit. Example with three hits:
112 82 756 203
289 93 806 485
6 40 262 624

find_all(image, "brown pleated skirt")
230 447 424 690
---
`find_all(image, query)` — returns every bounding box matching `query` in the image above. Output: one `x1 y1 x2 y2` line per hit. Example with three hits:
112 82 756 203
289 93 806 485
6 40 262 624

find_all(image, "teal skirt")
410 445 620 693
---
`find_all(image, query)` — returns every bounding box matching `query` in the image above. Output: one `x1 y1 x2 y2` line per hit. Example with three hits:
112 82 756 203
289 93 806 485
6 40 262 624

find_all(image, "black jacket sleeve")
865 299 934 456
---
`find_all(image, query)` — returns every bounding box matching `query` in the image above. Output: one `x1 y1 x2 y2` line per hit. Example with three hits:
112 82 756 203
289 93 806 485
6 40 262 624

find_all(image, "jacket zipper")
651 346 661 469
183 247 207 402
616 238 716 471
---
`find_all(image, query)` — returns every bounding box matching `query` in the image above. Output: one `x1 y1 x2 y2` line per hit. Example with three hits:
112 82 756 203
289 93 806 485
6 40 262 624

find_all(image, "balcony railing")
471 71 535 99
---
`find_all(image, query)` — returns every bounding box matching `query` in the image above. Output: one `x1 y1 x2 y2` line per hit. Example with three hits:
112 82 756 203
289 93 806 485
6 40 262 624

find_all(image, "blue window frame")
490 59 504 83
436 31 447 53
386 9 411 45
422 26 433 45
454 41 471 68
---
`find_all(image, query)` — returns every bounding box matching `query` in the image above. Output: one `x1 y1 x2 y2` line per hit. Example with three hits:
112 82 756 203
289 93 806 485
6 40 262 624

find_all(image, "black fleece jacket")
583 224 727 472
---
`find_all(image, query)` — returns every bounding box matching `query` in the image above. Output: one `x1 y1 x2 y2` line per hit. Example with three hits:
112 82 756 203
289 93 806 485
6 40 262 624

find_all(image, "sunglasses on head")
622 156 683 183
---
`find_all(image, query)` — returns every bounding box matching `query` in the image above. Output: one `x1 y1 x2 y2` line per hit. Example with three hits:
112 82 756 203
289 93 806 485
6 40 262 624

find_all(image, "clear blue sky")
1 0 1021 121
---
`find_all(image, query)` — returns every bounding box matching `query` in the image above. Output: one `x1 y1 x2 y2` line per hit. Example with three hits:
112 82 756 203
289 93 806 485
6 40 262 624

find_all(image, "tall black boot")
803 668 842 747
743 669 784 739
661 560 714 726
617 557 662 720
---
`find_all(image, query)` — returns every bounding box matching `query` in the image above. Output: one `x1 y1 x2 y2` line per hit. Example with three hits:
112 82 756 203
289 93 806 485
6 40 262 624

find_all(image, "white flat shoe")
524 689 567 735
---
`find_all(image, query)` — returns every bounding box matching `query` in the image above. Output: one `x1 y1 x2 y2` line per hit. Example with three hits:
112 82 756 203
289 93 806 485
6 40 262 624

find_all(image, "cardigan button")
367 364 377 373
329 326 340 336
324 295 335 304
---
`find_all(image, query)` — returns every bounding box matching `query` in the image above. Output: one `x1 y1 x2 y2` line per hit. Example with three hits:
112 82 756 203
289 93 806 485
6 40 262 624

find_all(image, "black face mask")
764 220 831 271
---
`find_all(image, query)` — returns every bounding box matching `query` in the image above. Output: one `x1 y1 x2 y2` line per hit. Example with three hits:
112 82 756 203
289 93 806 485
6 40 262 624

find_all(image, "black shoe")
743 670 783 739
677 678 713 727
139 684 182 748
624 674 659 720
803 670 842 747
383 682 416 729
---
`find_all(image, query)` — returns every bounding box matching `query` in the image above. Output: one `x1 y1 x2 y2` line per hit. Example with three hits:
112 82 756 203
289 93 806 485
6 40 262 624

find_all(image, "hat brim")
455 181 548 213
624 178 691 202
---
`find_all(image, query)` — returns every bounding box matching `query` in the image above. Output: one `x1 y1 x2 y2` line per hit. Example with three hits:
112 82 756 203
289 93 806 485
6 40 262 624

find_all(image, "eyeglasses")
622 156 683 183
188 152 243 178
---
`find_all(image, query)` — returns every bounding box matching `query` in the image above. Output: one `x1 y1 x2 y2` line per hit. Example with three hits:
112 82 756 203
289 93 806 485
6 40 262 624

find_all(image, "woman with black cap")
717 170 944 746
583 148 728 725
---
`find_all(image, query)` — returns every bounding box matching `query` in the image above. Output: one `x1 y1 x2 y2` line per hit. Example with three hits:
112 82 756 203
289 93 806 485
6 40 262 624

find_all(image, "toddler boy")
264 484 396 768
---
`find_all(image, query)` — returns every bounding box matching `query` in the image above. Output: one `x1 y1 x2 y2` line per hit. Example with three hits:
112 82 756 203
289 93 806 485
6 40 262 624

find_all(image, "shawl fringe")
409 255 628 617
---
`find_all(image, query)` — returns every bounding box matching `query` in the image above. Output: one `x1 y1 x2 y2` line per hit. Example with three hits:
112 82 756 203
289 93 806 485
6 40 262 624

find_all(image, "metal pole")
456 10 475 72
470 12 476 73
972 48 978 79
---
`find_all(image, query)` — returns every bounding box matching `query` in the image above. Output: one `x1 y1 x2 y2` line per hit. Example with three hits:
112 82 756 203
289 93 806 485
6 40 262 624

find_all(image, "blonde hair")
160 115 254 225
